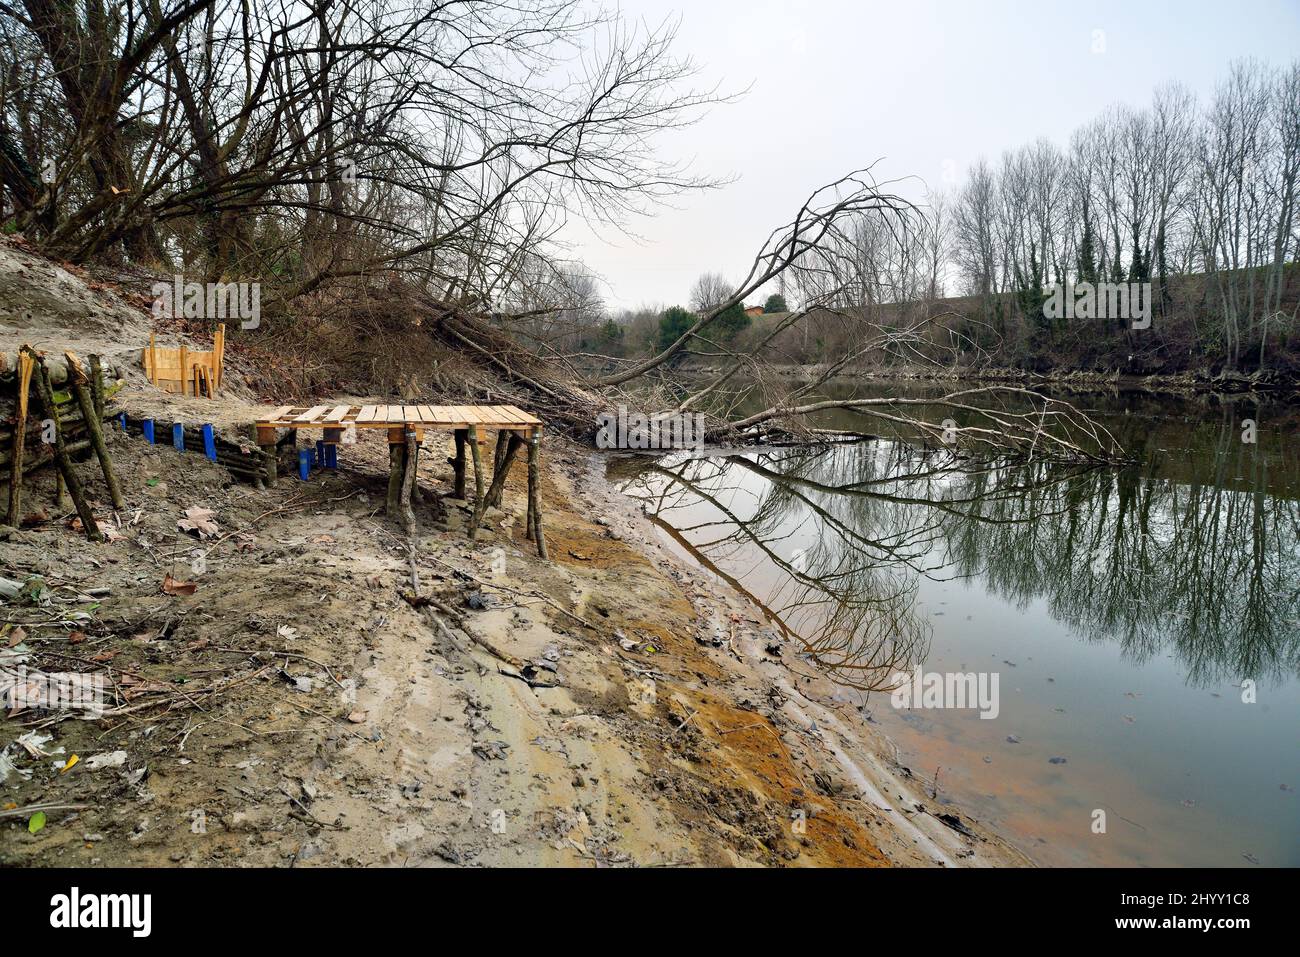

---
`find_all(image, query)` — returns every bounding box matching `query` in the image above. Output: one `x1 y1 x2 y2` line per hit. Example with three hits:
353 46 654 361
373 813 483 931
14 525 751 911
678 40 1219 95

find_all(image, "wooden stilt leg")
485 434 522 510
257 426 277 485
492 430 509 477
473 433 522 534
386 427 405 517
467 426 485 540
527 429 547 560
399 429 418 534
452 429 467 499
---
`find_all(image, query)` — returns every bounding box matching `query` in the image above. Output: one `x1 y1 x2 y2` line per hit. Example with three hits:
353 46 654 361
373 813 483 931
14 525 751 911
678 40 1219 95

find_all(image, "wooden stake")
527 429 547 559
89 354 105 419
64 352 125 510
5 350 35 527
399 429 419 535
386 427 405 516
29 350 100 541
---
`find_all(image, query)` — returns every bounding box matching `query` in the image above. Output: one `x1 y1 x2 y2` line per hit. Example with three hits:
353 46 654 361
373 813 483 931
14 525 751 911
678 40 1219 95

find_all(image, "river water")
610 380 1299 867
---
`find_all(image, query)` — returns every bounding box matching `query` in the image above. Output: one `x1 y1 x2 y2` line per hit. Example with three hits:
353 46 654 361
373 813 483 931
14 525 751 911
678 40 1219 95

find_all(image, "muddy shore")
0 398 1027 867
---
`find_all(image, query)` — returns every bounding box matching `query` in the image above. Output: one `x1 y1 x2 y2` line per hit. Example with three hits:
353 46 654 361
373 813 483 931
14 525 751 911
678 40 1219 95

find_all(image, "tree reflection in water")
615 420 1299 693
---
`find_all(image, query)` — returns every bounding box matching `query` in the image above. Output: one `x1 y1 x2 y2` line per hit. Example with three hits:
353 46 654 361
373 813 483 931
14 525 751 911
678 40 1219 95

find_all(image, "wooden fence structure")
143 324 225 397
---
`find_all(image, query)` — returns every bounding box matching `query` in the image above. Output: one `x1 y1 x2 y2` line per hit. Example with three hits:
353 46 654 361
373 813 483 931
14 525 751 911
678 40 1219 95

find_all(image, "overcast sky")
563 0 1300 310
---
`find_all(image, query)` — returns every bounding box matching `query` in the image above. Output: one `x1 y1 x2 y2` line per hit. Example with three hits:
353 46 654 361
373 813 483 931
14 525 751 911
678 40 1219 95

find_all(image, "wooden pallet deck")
251 402 548 558
256 404 541 432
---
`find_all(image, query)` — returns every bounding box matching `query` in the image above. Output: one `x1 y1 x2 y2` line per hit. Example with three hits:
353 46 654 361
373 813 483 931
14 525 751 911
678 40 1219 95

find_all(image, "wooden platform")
251 401 549 558
255 404 541 433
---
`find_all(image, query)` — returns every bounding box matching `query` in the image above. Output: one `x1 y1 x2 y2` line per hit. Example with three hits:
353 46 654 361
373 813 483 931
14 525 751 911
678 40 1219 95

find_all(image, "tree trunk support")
527 428 547 559
451 429 467 499
467 426 486 539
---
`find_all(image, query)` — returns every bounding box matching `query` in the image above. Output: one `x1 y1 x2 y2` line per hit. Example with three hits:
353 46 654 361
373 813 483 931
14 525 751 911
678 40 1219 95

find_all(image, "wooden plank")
417 405 437 423
356 406 378 423
294 405 330 424
323 404 352 424
264 406 294 425
403 406 421 424
500 404 541 425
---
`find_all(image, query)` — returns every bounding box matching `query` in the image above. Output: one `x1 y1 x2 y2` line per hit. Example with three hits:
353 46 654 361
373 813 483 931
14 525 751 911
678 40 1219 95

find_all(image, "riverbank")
0 384 1028 866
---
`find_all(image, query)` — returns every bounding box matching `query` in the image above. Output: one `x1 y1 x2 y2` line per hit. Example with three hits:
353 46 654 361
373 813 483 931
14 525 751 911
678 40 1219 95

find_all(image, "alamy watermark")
1043 281 1151 330
889 666 1000 720
596 405 705 451
151 275 261 330
1 665 106 717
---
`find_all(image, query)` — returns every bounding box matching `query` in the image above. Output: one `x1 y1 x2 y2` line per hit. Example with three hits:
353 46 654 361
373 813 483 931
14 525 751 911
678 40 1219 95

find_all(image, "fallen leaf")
162 574 197 596
277 624 299 641
68 630 86 645
347 710 368 723
177 506 219 539
60 754 79 773
28 811 46 834
6 627 27 647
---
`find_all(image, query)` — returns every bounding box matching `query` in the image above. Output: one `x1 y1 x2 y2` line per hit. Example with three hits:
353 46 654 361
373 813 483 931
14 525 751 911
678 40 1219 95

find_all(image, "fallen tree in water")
385 170 1127 464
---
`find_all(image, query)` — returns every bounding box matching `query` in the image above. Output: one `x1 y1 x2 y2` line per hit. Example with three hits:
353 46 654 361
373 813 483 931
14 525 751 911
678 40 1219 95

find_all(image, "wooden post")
148 333 158 386
467 426 485 539
5 350 35 527
213 323 225 393
527 428 547 559
451 429 467 499
29 351 100 541
492 430 509 478
398 428 419 534
484 433 523 510
178 343 187 395
89 354 105 419
64 352 124 510
471 433 521 534
256 425 278 485
386 427 406 516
